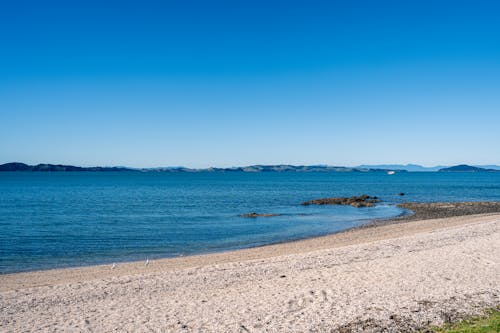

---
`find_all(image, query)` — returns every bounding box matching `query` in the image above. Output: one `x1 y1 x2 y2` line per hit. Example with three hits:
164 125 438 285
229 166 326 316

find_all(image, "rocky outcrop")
302 195 380 207
395 201 500 221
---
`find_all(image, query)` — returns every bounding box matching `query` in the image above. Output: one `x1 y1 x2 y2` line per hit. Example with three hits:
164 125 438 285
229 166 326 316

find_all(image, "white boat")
387 171 396 175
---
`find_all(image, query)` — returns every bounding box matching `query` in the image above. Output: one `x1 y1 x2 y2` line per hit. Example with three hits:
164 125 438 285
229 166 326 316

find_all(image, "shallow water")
1 171 499 273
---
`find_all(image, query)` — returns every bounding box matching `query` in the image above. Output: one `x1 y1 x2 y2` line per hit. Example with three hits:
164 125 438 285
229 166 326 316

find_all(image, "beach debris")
302 195 380 208
239 212 282 218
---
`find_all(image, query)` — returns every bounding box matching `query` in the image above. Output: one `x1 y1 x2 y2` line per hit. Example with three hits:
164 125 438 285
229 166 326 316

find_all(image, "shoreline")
2 201 497 279
2 201 497 277
1 203 499 331
1 201 499 292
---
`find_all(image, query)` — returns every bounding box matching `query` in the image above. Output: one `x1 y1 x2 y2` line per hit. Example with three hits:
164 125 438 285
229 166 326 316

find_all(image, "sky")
1 0 499 168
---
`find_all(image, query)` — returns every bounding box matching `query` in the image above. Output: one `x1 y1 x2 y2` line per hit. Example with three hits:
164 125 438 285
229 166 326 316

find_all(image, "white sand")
1 214 499 332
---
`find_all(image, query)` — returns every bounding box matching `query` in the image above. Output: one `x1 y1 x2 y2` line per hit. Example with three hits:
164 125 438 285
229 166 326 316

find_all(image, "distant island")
358 164 500 172
0 162 132 172
438 164 500 172
1 162 499 173
357 164 444 172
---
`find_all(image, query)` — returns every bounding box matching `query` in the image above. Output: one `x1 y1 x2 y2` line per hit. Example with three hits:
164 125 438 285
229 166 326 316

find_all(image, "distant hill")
141 165 402 173
357 164 445 172
358 164 500 172
438 164 499 172
5 162 499 173
476 165 500 171
0 162 404 173
0 163 134 172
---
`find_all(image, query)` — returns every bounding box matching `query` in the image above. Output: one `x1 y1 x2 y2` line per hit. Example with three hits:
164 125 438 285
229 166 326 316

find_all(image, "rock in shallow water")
239 212 282 218
302 195 380 207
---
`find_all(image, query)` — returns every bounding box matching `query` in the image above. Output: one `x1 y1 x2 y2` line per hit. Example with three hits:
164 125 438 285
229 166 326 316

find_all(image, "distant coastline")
0 162 398 173
0 162 132 172
1 162 499 173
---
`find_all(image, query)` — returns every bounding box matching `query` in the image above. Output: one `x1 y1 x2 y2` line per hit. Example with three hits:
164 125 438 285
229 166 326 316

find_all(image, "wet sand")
1 202 499 332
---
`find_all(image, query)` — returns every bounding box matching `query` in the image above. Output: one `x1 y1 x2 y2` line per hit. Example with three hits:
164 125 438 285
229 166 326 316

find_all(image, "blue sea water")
1 171 500 274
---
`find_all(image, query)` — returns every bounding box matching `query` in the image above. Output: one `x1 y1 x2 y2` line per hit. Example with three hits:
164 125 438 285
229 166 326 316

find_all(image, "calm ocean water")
1 171 500 273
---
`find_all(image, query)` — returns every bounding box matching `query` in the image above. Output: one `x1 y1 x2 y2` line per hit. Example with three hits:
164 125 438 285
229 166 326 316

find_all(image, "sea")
1 171 500 274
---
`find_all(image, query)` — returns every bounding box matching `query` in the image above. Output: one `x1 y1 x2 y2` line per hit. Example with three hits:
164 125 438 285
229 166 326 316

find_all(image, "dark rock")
239 212 282 218
302 195 380 208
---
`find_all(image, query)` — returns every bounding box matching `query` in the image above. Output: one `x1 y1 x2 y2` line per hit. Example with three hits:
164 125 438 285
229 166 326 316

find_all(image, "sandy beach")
1 207 499 332
3 0 500 330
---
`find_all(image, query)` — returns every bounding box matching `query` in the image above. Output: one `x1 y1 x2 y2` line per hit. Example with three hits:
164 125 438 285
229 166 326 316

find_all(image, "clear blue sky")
1 0 499 167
